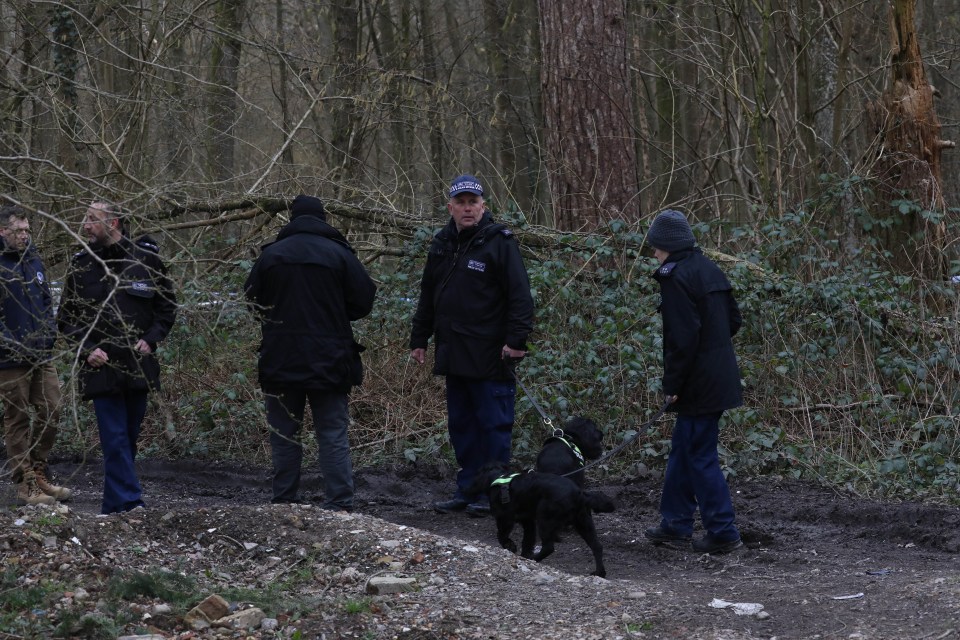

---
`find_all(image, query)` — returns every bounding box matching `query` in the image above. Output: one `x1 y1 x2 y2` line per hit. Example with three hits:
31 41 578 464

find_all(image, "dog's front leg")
496 516 518 553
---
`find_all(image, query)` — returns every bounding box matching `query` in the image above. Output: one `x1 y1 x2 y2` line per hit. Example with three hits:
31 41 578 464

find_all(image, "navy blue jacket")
410 212 534 381
244 215 377 393
0 239 57 369
653 247 743 415
57 236 177 399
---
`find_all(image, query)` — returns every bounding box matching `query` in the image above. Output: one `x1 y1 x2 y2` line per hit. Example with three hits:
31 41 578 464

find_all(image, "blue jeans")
659 412 739 541
92 391 148 514
445 376 516 501
266 390 353 510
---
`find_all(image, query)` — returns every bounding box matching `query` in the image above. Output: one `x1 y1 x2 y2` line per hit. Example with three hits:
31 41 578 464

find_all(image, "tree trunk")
538 0 639 230
275 0 294 168
418 0 445 211
208 0 245 184
483 0 536 214
867 0 954 278
328 0 362 199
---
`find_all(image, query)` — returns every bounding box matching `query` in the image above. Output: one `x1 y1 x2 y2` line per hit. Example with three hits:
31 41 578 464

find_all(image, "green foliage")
105 570 197 608
54 612 118 640
0 568 78 638
0 568 47 633
49 181 960 501
343 597 374 614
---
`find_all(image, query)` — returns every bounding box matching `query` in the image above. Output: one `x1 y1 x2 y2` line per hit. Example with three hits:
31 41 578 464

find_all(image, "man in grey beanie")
643 209 744 554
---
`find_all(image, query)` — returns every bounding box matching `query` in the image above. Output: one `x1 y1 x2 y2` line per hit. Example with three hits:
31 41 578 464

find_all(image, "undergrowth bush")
50 186 960 502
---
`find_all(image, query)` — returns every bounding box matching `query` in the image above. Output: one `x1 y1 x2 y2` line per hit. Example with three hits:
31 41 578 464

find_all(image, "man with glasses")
58 202 177 514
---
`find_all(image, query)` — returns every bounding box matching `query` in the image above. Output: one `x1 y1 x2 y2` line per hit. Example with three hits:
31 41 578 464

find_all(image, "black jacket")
244 215 377 393
410 212 534 381
57 236 178 399
0 239 57 369
653 247 743 415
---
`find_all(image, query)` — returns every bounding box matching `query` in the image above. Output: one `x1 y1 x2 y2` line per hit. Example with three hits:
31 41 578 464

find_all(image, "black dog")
535 416 604 487
470 464 615 577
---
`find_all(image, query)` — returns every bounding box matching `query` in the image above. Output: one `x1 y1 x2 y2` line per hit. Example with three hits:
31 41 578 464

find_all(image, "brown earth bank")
3 457 960 639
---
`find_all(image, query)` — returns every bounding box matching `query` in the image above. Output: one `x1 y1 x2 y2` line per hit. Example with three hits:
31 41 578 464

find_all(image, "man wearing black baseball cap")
409 174 534 516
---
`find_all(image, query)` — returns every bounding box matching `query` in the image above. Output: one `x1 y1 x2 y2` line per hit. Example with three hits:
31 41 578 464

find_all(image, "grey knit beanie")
646 209 695 252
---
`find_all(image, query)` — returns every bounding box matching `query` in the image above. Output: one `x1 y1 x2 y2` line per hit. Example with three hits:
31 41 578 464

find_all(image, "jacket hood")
275 215 352 251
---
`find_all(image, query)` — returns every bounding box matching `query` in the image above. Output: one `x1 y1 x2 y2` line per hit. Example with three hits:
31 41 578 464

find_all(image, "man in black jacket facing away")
245 195 376 511
410 175 534 516
642 209 743 554
58 202 177 514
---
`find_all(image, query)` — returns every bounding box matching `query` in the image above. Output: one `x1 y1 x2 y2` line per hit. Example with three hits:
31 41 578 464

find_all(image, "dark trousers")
445 375 516 501
266 389 353 509
92 391 147 514
659 412 739 541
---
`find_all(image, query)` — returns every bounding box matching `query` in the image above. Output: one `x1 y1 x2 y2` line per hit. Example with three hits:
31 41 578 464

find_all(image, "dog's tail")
583 490 616 513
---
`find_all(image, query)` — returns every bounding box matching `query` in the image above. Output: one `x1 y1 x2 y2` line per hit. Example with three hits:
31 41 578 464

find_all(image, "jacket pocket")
347 341 366 386
446 321 505 379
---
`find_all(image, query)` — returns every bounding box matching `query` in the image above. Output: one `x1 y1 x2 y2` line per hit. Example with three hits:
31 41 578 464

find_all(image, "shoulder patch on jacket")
135 236 160 253
657 262 678 277
499 228 514 237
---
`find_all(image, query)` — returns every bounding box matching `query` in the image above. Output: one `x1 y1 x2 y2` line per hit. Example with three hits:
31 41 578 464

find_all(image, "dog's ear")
565 416 597 432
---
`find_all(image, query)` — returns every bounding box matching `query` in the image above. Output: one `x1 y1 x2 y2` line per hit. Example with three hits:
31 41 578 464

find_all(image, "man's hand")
665 394 678 406
135 339 153 355
410 348 426 365
501 345 526 360
87 347 109 368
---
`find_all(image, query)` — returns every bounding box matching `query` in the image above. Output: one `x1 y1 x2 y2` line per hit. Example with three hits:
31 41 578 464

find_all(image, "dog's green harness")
546 433 585 466
490 472 521 503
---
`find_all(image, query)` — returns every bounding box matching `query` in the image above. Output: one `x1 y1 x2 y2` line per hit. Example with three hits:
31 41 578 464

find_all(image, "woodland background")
1 0 959 500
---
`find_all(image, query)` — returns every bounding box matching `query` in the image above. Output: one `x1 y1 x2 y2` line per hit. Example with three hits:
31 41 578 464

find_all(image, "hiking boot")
644 526 692 544
321 503 353 513
692 535 743 555
433 497 469 514
33 466 72 501
465 501 491 517
17 472 57 506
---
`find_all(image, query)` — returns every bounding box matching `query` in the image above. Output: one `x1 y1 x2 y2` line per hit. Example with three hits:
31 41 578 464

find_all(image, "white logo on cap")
451 180 483 195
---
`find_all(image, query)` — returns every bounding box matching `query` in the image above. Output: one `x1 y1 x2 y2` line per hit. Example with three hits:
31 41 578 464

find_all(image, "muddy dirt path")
45 458 960 638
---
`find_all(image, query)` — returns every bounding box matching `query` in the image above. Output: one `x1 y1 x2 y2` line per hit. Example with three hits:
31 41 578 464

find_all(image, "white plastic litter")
709 598 765 616
831 592 865 600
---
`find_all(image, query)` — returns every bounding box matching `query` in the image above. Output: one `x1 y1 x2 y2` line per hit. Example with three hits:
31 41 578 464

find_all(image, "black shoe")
644 526 692 544
465 502 491 517
692 535 743 555
433 498 469 514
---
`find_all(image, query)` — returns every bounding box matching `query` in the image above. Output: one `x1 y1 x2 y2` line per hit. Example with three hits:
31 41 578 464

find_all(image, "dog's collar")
546 433 585 466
